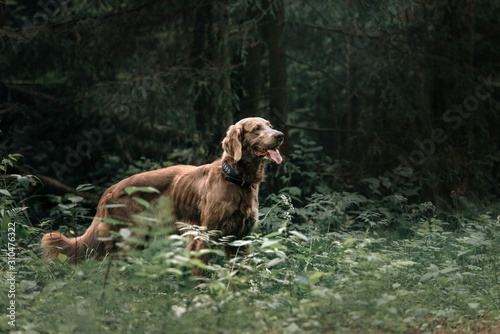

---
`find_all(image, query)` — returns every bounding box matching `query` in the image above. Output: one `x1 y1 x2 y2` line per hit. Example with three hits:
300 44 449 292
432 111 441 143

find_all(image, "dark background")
1 0 499 224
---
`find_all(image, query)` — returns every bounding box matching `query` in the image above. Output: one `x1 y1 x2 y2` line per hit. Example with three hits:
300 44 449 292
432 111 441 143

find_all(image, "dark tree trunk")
214 3 233 144
191 1 215 152
431 0 478 207
261 0 289 158
240 41 264 119
240 5 265 120
191 2 234 157
444 0 477 154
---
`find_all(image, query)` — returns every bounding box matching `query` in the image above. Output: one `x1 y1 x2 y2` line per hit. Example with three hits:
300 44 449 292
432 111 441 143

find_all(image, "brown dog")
41 117 284 275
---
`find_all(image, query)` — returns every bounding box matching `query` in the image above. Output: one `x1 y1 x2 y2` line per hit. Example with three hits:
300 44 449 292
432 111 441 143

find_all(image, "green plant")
297 191 367 233
278 139 334 196
2 188 500 333
0 154 33 244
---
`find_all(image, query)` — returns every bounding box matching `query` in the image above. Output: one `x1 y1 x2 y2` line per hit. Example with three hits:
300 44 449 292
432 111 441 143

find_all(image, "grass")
1 194 500 333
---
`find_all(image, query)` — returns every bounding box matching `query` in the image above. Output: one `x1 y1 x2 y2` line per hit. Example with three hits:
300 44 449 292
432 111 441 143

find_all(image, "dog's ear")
222 124 243 162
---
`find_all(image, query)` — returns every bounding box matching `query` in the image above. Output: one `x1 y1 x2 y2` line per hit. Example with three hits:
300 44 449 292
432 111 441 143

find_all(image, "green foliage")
0 154 34 244
279 139 333 196
2 191 498 333
298 192 367 233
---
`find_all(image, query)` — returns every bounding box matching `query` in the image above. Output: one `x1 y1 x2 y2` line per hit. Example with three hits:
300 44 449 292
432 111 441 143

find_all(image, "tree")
262 0 289 157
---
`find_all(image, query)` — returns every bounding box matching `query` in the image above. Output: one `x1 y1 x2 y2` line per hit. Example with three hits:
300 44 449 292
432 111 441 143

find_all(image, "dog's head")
222 117 284 164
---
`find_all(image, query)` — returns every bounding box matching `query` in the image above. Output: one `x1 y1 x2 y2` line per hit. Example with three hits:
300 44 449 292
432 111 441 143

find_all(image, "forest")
1 0 499 333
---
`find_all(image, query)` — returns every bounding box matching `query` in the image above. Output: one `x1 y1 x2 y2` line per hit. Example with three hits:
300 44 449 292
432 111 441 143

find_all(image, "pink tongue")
267 149 282 164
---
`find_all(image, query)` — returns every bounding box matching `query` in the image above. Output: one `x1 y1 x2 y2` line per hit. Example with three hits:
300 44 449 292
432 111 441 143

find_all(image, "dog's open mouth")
253 146 283 164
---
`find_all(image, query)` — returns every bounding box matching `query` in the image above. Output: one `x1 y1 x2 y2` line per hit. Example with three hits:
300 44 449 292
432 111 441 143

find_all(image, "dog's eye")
254 126 260 132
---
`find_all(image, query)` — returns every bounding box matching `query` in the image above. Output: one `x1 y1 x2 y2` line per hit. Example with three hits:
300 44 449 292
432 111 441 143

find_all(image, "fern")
298 192 367 232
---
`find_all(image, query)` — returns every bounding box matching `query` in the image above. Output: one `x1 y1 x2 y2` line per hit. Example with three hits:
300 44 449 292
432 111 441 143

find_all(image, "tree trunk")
240 41 264 119
261 0 288 158
191 2 234 156
444 0 477 155
240 6 265 119
191 1 214 150
214 3 233 145
432 0 478 206
445 0 477 74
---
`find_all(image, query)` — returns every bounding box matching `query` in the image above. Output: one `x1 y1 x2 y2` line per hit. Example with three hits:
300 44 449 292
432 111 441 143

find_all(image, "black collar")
222 160 252 188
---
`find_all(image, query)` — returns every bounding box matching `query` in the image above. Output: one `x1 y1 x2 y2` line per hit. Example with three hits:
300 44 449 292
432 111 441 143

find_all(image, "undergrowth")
0 154 499 333
0 197 499 333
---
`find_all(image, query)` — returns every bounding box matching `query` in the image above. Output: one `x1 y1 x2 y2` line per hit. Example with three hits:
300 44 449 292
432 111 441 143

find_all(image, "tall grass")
1 190 499 333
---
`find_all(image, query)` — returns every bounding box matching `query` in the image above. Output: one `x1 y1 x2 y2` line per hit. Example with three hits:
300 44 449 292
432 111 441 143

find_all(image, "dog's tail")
41 220 106 263
41 185 122 263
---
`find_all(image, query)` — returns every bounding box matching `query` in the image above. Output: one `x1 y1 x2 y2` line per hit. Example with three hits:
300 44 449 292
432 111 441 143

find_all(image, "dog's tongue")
267 149 282 165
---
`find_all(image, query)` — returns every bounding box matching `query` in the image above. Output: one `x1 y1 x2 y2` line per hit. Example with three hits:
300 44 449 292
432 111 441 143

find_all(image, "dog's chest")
213 191 257 238
236 188 258 216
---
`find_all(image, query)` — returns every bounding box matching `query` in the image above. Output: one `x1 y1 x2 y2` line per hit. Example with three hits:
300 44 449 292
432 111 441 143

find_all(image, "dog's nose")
274 132 284 142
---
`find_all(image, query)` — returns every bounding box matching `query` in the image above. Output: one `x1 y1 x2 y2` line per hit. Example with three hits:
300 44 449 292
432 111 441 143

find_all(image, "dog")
41 117 284 276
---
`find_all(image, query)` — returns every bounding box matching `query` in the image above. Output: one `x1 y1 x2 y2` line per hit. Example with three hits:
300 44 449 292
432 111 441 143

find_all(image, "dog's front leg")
187 238 211 279
224 244 249 261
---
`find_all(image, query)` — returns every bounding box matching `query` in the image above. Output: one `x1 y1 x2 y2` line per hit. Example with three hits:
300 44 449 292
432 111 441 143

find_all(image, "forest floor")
1 194 499 333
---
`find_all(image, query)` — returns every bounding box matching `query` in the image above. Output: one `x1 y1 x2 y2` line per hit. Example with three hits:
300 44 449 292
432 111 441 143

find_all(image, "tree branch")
289 124 360 133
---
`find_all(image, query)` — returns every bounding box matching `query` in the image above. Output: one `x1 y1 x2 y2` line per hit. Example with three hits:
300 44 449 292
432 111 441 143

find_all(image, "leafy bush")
2 189 499 333
0 154 35 246
1 154 499 333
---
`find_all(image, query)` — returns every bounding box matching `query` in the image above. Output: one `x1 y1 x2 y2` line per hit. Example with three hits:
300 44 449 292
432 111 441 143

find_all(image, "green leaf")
99 204 127 209
42 282 67 293
420 272 436 282
290 230 308 241
230 239 253 247
124 186 160 195
20 280 37 291
308 271 325 285
457 250 470 257
132 196 150 209
286 187 302 196
17 176 30 190
0 189 11 197
263 231 282 238
57 253 68 262
440 267 458 274
292 254 308 261
302 172 316 179
267 257 285 267
295 272 310 285
16 224 28 239
76 184 95 192
261 239 281 249
101 217 129 226
68 196 84 203
361 178 380 187
468 302 479 309
164 268 183 276
342 238 359 248
1 214 11 231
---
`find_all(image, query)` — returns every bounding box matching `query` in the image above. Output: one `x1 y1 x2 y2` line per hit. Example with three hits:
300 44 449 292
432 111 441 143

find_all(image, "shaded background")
1 0 499 224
